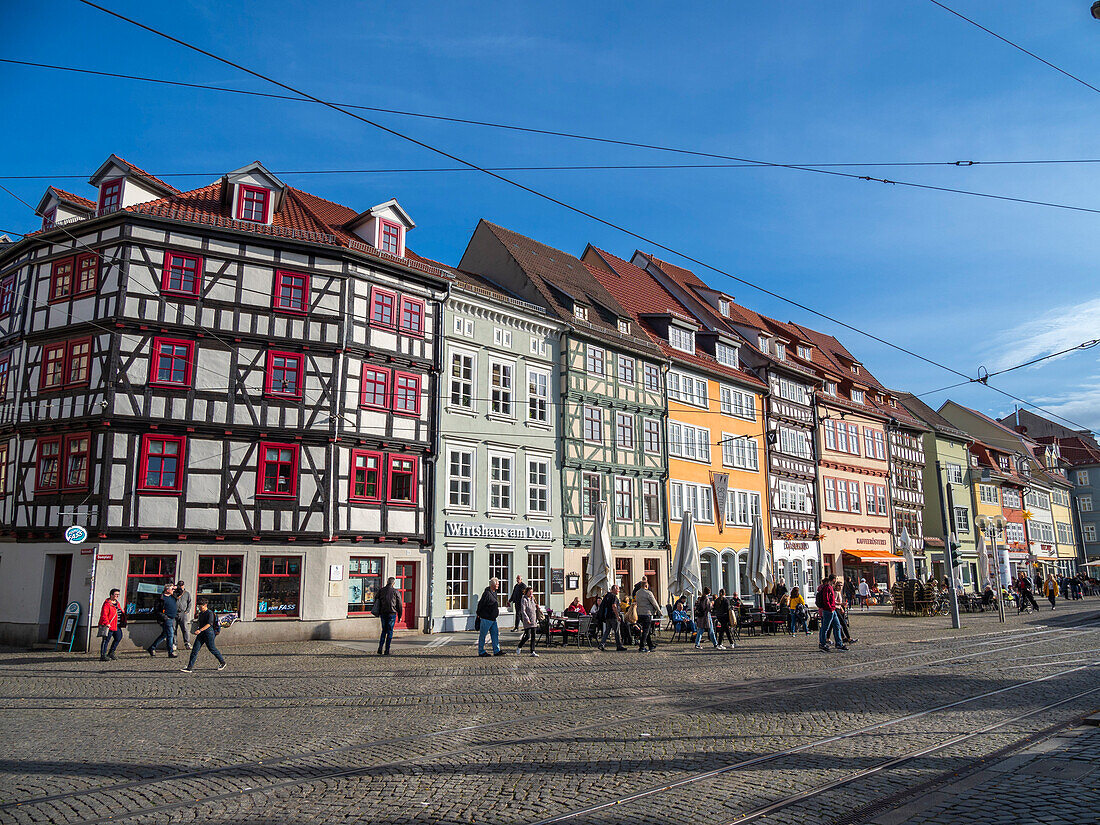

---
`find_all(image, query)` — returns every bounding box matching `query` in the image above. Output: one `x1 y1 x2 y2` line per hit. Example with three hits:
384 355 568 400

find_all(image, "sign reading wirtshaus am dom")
444 521 553 541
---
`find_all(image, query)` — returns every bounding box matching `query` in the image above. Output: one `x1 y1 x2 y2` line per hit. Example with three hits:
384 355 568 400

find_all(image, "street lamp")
977 514 1008 623
1093 1 1100 21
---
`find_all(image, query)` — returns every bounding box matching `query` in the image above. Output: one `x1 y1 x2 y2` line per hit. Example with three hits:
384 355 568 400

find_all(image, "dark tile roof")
896 393 970 440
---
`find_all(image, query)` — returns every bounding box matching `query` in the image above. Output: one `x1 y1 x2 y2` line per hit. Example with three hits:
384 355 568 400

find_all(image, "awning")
843 549 901 563
924 537 945 548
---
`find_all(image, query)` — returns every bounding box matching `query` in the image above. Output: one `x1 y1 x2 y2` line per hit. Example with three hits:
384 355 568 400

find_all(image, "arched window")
700 551 718 594
777 559 788 590
738 552 751 596
791 559 803 594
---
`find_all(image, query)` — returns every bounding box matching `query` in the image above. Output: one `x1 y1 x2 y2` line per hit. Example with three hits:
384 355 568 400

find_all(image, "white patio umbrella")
899 526 917 580
669 511 702 603
975 532 990 590
749 516 772 595
586 500 613 598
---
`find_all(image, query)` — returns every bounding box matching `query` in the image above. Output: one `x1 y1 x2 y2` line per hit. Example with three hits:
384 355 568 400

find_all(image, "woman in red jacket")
98 589 125 661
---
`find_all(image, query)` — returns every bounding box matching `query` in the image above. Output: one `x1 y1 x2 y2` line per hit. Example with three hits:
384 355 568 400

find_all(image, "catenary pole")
940 468 962 629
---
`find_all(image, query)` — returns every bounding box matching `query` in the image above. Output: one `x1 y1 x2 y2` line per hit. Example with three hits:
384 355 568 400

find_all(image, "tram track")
5 625 1094 824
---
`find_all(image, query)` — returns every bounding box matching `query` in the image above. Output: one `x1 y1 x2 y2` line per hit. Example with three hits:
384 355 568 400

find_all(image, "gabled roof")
35 186 95 216
896 393 970 441
88 154 181 196
345 198 416 230
1037 435 1100 467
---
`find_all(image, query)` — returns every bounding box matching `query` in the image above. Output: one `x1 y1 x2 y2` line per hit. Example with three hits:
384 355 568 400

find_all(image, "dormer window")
715 342 737 367
237 185 270 223
775 342 786 360
379 220 402 255
797 345 812 359
669 326 694 354
851 364 860 375
889 398 897 408
851 389 864 404
574 304 588 321
825 381 838 396
719 298 732 317
42 208 56 231
98 179 123 213
758 335 769 354
617 319 631 335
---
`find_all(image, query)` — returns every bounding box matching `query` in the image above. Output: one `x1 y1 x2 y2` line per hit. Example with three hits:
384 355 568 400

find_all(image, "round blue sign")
65 525 87 545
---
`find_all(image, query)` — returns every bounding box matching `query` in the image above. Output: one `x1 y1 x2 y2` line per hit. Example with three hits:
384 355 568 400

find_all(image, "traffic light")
948 534 961 570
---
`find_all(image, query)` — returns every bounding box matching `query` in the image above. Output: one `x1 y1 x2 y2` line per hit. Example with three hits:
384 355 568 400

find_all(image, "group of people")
96 581 226 672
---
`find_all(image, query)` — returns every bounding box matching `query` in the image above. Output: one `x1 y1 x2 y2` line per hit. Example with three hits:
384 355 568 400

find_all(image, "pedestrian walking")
713 589 736 648
1044 575 1058 610
476 578 506 657
516 586 539 657
841 577 856 610
1016 575 1040 613
597 585 627 651
173 581 193 650
634 578 661 652
179 597 227 673
97 588 124 661
146 584 179 657
693 588 724 649
509 575 525 631
817 574 847 652
373 576 403 655
857 578 870 610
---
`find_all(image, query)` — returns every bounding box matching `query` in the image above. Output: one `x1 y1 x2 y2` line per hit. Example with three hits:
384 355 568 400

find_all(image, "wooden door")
394 562 416 630
47 554 73 640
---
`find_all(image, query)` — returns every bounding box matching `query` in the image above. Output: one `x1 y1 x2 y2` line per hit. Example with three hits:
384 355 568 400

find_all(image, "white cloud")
1027 384 1100 434
986 297 1100 374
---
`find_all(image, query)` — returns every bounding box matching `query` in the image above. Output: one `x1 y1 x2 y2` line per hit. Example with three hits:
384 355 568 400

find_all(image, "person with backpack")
597 585 627 651
373 577 403 656
817 574 846 652
634 578 661 653
180 596 227 673
788 587 810 635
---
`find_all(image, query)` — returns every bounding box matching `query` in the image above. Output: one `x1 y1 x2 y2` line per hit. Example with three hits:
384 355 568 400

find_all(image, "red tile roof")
49 187 95 211
108 154 181 195
1038 435 1100 466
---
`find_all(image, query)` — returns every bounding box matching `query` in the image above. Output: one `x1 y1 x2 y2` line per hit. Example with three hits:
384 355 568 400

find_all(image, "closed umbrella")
749 516 772 596
975 533 990 590
899 526 917 580
669 511 702 603
586 500 613 598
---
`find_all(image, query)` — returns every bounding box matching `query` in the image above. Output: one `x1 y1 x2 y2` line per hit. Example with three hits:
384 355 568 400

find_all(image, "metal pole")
993 523 1006 623
935 461 961 629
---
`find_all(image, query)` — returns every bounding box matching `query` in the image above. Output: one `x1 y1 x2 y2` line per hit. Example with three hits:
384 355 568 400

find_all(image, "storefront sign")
329 564 343 581
444 521 552 541
856 537 888 546
712 473 729 533
65 525 87 545
773 540 818 553
550 568 565 594
80 547 93 555
566 574 580 590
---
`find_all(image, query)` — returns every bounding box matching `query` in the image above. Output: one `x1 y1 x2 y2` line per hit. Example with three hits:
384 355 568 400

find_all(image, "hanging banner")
712 472 729 533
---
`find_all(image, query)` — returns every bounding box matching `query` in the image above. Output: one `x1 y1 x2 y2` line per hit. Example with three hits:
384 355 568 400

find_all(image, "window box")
257 556 301 617
264 350 303 399
162 251 203 298
273 270 309 315
138 434 186 494
257 442 299 499
150 338 195 389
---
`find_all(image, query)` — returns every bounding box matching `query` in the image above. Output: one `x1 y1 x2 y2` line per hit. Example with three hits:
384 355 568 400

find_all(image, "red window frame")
75 252 99 296
49 257 74 303
369 286 397 329
40 339 90 391
41 343 67 391
162 251 203 297
0 275 13 318
398 296 425 336
98 178 123 212
386 453 418 506
236 185 270 223
42 208 56 230
360 365 391 410
392 371 421 416
379 219 402 255
257 442 299 499
264 350 304 399
138 434 186 494
150 337 195 389
35 432 90 493
349 449 383 502
125 555 178 619
35 436 61 492
273 270 310 315
196 555 244 615
63 433 90 490
0 442 8 497
256 555 301 618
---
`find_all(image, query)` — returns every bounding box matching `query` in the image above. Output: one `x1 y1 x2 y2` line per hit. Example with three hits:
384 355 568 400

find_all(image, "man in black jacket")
375 577 403 656
597 585 627 651
509 575 525 631
476 578 506 657
146 584 179 658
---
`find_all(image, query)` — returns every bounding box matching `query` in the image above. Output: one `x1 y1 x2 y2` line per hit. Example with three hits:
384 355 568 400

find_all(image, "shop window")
125 554 177 619
162 251 203 297
446 551 470 610
257 556 301 617
348 557 383 614
257 442 299 498
196 555 243 614
349 449 382 502
528 552 549 604
138 434 186 494
273 270 309 314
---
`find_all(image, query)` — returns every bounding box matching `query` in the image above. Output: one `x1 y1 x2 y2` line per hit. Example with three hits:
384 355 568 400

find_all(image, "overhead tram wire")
5 57 1100 217
927 0 1100 96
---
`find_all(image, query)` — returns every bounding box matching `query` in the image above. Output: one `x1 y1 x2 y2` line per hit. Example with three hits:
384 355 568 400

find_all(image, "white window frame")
493 327 513 348
527 366 550 424
488 451 515 514
669 371 708 408
719 385 756 420
775 342 786 360
721 434 759 471
947 463 964 485
1002 489 1022 509
583 406 603 444
448 348 476 411
1076 469 1090 486
952 507 970 533
726 488 761 527
797 344 812 360
1080 495 1093 512
529 336 547 356
489 357 514 418
851 389 864 404
582 472 601 518
1083 523 1097 542
715 342 737 367
778 426 811 460
670 480 714 523
446 447 475 510
668 421 711 463
669 325 695 353
778 480 811 513
527 456 551 516
825 381 837 397
979 484 998 505
586 345 605 376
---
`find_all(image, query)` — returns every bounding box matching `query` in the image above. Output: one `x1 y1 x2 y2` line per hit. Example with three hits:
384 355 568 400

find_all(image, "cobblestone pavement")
0 601 1097 825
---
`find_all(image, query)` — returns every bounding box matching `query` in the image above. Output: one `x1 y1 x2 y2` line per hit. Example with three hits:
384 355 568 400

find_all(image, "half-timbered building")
458 222 667 608
0 156 449 647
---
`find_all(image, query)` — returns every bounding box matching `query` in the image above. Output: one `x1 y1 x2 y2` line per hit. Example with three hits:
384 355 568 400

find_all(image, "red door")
47 554 73 640
394 562 416 630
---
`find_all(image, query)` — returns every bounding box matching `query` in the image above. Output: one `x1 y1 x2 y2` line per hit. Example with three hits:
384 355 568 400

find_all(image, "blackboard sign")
57 601 81 652
550 568 565 594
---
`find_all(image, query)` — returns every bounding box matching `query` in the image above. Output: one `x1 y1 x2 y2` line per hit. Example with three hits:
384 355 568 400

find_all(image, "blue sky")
3 1 1099 431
